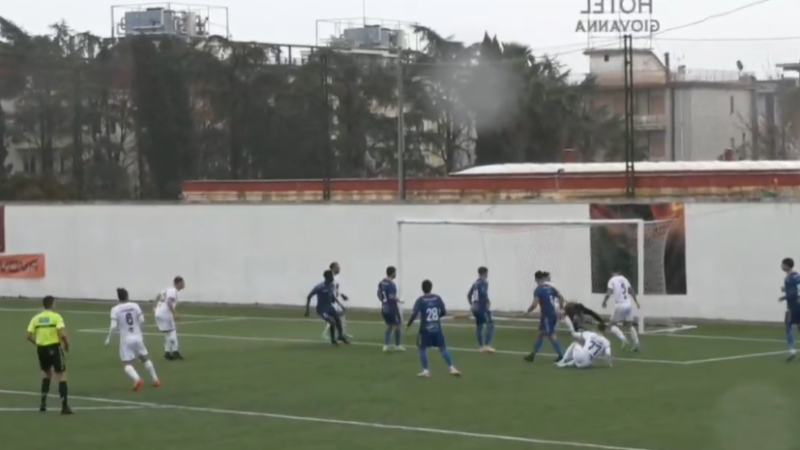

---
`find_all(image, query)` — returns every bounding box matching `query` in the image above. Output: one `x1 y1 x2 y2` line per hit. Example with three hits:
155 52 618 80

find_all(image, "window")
23 154 37 174
603 54 610 62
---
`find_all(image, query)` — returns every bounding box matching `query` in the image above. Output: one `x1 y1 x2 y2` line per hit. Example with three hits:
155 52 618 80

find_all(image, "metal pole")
396 52 406 200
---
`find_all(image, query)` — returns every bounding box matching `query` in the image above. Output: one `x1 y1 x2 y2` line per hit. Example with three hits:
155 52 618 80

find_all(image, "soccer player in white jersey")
602 270 641 351
105 288 161 390
321 262 352 340
155 276 185 360
556 323 612 368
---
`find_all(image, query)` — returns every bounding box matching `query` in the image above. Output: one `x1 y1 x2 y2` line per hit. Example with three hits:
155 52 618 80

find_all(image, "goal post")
396 218 678 334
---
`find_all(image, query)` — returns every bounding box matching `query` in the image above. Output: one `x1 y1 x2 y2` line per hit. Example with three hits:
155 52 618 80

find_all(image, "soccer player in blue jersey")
779 257 800 361
305 270 349 346
524 270 565 363
378 266 405 352
406 279 461 377
467 266 495 353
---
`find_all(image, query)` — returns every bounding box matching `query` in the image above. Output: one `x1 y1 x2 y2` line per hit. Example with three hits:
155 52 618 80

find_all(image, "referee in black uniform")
26 295 72 414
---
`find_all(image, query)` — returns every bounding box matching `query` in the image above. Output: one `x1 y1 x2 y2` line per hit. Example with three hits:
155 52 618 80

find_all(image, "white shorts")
572 348 594 368
120 336 148 361
610 304 634 323
155 311 175 332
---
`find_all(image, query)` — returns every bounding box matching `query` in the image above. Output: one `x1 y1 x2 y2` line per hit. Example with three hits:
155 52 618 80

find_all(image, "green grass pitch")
1 299 799 450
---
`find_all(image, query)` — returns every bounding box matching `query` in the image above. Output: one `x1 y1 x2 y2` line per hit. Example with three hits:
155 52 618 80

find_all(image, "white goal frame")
396 218 647 332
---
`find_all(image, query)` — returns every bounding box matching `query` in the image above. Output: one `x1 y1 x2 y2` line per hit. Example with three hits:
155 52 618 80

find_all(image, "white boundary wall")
3 203 798 322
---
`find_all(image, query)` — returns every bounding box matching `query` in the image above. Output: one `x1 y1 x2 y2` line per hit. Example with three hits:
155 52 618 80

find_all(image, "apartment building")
584 48 757 161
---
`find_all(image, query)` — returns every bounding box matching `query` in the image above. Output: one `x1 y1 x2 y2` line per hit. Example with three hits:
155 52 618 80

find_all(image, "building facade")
584 49 757 161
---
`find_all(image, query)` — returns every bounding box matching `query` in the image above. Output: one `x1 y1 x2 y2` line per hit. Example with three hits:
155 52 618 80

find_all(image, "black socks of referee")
58 381 69 408
333 316 344 339
40 378 50 406
328 324 336 343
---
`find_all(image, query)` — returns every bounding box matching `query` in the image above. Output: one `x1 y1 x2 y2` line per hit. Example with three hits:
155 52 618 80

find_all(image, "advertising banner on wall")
0 253 46 279
589 203 686 295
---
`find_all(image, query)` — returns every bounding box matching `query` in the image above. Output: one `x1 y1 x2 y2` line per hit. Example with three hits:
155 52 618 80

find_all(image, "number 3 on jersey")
426 308 439 322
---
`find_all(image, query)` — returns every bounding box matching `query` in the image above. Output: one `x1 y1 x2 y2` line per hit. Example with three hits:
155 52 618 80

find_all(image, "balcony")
634 115 666 130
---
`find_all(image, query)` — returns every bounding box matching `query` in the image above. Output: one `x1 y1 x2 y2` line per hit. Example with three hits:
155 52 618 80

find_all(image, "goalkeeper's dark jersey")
565 302 604 330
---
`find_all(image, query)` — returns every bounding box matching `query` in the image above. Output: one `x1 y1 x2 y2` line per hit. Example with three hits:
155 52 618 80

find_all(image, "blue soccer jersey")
533 284 560 334
410 294 447 349
468 278 492 325
308 281 337 319
785 271 800 323
378 278 400 325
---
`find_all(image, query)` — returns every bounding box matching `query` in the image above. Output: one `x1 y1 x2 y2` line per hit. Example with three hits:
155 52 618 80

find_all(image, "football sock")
418 348 429 370
551 338 564 358
475 324 485 346
532 337 544 355
333 317 344 338
58 381 68 407
786 322 795 348
629 326 640 347
124 365 140 381
163 334 171 352
40 377 50 405
384 327 392 346
440 348 454 367
169 331 179 352
143 360 158 381
329 324 336 342
341 316 348 334
485 323 495 345
393 328 402 346
610 325 627 343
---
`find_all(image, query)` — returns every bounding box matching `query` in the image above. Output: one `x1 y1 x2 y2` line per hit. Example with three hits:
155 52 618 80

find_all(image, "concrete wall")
3 203 796 322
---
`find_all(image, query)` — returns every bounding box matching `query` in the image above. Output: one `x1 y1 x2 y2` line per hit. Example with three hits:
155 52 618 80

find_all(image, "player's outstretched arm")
105 318 118 346
582 306 605 324
304 289 315 316
526 297 540 314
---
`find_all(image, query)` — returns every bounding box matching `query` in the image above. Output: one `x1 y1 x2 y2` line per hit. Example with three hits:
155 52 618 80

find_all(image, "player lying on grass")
322 262 353 340
406 279 460 377
779 257 800 361
154 276 186 360
306 270 350 346
602 270 641 352
378 266 405 352
556 323 612 369
563 301 605 333
106 288 161 390
467 266 495 353
524 270 565 363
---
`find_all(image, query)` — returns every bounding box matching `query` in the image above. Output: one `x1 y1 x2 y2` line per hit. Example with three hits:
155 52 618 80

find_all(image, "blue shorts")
539 315 558 334
317 306 337 321
473 310 493 326
786 309 800 325
417 331 446 349
382 310 401 325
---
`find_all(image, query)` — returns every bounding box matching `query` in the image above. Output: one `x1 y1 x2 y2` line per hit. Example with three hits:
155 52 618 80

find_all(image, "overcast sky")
4 0 799 77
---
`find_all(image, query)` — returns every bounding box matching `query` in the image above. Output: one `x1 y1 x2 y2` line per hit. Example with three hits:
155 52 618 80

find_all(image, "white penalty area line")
0 389 661 450
78 329 685 365
1 307 782 345
0 405 144 412
79 317 249 333
683 350 788 365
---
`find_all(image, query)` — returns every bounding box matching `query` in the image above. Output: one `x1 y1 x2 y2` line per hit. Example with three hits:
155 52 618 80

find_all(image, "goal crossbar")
396 218 646 300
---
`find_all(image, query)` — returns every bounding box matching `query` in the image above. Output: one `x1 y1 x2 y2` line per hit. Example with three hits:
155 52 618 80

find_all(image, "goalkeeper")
563 300 604 333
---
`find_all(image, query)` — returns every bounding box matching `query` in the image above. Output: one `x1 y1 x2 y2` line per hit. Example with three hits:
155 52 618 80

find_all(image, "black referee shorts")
36 344 66 373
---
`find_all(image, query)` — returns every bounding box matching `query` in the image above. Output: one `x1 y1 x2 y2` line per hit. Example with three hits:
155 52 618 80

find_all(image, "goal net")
396 218 692 334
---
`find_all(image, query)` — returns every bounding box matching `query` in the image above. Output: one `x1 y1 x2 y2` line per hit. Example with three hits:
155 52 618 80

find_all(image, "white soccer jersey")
333 275 341 299
607 275 632 306
111 302 144 339
111 302 149 361
155 287 178 315
581 331 611 360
